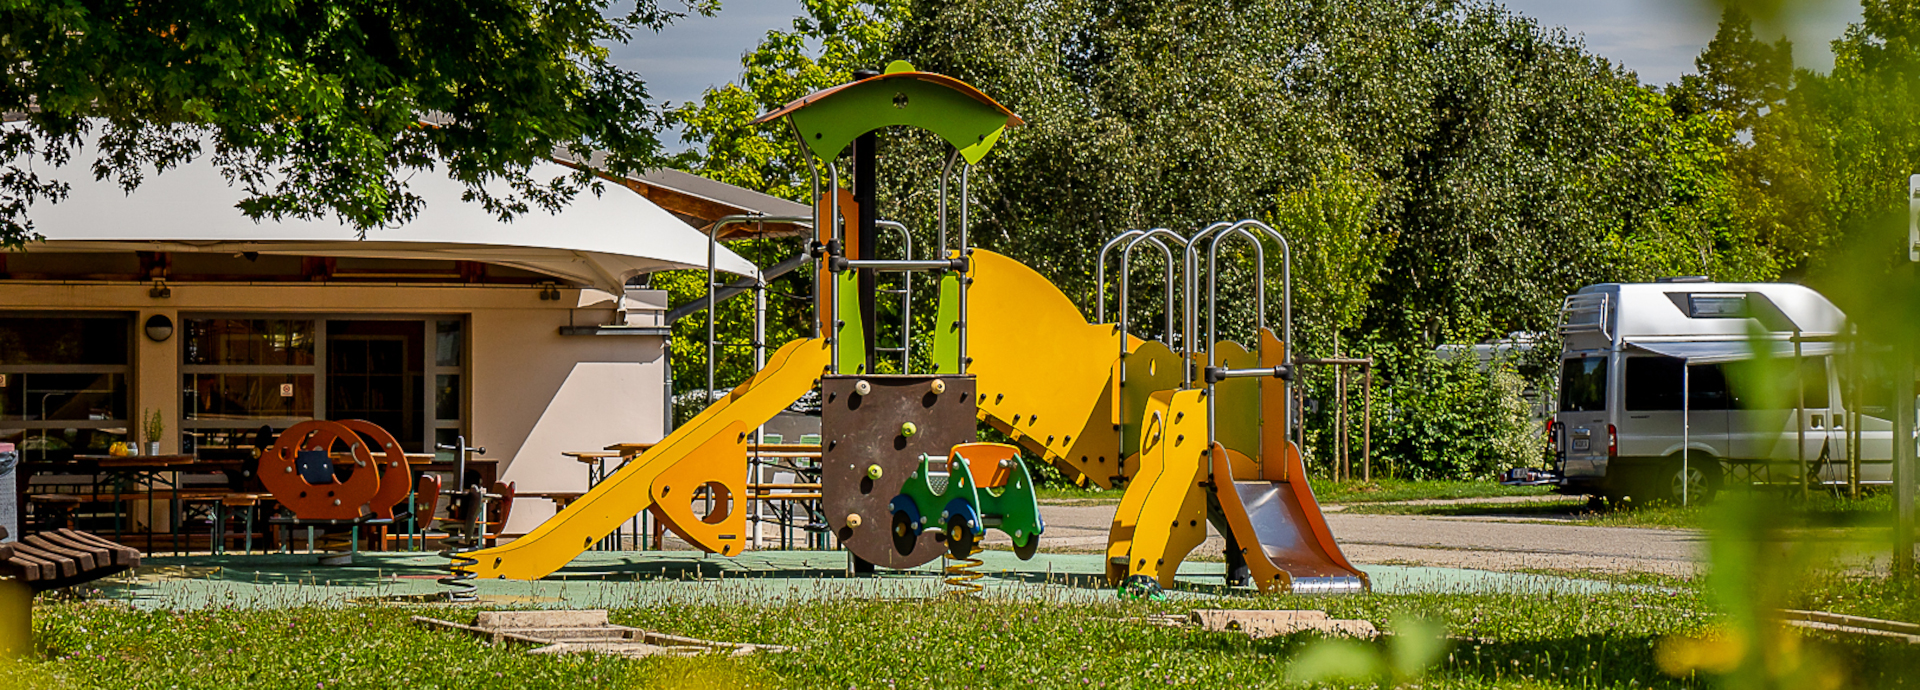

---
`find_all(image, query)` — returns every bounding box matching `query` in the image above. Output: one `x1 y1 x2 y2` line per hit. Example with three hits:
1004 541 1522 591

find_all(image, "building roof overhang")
12 136 760 294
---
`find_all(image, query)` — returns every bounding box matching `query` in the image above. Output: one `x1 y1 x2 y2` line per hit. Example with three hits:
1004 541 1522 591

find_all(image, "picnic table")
15 453 499 554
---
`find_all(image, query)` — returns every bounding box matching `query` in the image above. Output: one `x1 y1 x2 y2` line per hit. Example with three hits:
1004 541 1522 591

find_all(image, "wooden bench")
0 526 142 592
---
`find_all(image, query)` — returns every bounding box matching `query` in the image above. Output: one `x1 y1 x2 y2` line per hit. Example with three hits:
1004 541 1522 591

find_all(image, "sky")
610 0 1867 114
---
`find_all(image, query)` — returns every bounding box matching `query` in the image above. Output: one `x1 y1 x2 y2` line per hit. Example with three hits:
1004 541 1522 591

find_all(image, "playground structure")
465 63 1366 596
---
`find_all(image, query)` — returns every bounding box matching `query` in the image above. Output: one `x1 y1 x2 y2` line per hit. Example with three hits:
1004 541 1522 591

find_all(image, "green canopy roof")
751 67 1022 165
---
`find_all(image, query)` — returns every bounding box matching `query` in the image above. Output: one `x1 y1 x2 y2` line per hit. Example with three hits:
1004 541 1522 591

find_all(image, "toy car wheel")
944 516 977 559
1119 574 1164 601
1013 534 1040 561
891 510 918 556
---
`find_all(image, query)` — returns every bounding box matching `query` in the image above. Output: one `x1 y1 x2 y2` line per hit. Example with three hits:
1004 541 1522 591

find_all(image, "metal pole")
1894 176 1918 576
828 163 842 375
1362 364 1372 483
1850 325 1862 500
662 334 675 434
1683 362 1690 507
1797 332 1807 501
706 217 719 407
957 163 970 375
788 116 822 341
1896 267 1917 578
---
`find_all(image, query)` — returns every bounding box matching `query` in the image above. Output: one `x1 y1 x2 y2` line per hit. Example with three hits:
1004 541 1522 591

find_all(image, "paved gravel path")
997 502 1706 577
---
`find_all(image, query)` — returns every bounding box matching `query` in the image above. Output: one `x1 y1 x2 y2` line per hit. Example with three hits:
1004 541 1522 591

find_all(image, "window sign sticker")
280 383 295 397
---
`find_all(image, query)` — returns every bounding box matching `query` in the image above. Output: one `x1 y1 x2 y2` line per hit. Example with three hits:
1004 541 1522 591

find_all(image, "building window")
182 318 320 454
0 314 133 461
181 316 464 456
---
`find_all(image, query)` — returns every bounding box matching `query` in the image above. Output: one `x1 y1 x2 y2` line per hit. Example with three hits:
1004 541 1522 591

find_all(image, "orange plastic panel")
649 420 751 556
814 189 857 335
259 420 380 521
336 419 411 520
950 442 1021 488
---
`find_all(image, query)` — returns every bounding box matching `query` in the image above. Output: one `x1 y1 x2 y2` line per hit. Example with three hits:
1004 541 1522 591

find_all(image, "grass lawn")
8 580 1917 689
1039 478 1551 505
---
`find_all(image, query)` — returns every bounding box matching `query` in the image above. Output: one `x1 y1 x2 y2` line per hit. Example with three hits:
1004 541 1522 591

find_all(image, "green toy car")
889 442 1045 560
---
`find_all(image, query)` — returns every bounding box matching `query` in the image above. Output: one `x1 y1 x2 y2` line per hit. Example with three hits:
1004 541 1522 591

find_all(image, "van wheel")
1651 457 1718 505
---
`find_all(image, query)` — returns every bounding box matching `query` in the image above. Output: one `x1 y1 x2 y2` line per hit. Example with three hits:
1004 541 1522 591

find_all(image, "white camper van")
1540 279 1892 502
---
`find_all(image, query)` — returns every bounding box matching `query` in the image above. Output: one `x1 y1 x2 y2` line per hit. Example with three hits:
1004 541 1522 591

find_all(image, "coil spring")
943 554 985 597
438 489 483 603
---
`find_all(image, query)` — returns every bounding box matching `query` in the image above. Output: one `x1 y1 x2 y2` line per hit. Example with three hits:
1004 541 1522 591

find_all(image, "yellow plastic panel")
965 249 1131 488
1107 389 1211 588
1259 328 1292 481
1104 393 1169 583
1118 340 1183 459
1208 339 1262 477
648 419 750 556
466 338 830 580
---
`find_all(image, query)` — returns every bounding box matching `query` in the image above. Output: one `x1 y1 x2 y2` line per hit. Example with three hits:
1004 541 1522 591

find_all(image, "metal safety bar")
705 214 815 406
1121 229 1187 351
831 259 963 272
1186 219 1297 480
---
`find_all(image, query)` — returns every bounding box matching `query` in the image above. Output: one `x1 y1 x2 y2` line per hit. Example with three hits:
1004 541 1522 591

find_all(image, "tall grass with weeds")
8 577 1915 689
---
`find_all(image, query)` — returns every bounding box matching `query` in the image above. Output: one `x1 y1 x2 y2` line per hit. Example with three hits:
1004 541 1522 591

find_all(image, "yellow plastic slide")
466 338 830 581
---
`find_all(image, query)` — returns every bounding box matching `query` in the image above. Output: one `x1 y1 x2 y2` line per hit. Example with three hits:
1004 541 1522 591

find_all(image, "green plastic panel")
932 272 961 373
835 271 868 375
895 449 1044 548
789 78 1010 164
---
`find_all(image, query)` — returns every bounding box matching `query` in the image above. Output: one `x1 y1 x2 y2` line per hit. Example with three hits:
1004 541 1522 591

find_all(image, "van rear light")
1607 424 1617 457
1545 419 1558 451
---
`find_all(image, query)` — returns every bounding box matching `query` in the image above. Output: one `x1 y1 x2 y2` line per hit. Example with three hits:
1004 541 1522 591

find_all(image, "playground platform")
75 550 1666 610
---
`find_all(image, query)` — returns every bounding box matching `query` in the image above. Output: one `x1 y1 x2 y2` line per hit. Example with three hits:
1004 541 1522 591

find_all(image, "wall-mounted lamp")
149 279 171 299
144 313 174 342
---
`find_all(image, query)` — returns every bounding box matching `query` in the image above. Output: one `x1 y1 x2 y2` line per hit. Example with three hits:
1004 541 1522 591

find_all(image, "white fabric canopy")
15 140 759 293
1625 339 1836 364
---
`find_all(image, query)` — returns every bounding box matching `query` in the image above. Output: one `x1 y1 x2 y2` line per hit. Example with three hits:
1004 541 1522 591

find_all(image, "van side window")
1558 357 1607 412
1801 357 1830 409
1726 356 1830 409
1625 357 1683 411
1624 356 1731 410
1689 363 1731 410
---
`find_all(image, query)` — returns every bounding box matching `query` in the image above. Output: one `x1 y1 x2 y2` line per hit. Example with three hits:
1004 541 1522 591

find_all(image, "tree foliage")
0 0 703 246
670 0 1895 477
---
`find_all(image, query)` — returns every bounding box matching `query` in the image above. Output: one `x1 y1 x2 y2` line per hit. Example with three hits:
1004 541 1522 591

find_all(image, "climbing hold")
867 464 885 480
847 513 864 528
854 380 872 396
901 422 918 437
930 380 947 394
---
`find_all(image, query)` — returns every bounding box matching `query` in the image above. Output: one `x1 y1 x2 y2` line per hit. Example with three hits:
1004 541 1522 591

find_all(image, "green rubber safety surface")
77 550 1667 611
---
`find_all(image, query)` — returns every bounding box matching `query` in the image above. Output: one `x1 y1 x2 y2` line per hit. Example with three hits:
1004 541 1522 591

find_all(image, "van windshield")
1559 357 1607 412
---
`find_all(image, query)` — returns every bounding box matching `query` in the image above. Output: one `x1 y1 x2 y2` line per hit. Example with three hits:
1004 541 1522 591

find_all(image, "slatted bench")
0 526 141 592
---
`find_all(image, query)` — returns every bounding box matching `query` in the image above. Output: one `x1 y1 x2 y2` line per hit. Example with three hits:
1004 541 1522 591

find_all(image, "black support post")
853 68 881 373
